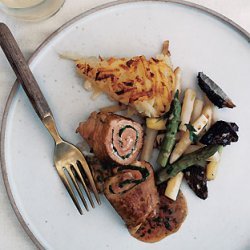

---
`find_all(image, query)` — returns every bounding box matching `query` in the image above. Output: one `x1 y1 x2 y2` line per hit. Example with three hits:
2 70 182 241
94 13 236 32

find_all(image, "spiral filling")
109 165 149 194
112 125 139 159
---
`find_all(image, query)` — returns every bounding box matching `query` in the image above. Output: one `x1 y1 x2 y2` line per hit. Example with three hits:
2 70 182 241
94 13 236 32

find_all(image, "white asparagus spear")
164 172 184 201
174 67 182 94
207 151 220 162
184 144 203 155
170 114 208 164
140 127 158 162
206 146 223 180
191 99 204 123
206 161 219 181
179 89 196 131
202 103 213 131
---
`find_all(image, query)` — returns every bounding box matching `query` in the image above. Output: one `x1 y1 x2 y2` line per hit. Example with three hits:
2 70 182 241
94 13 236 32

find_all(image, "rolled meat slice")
77 112 143 165
104 161 159 229
129 183 187 243
85 155 113 193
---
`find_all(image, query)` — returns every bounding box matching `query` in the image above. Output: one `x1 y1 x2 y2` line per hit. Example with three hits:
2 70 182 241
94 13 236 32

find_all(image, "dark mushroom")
184 165 208 200
197 72 236 108
200 120 239 146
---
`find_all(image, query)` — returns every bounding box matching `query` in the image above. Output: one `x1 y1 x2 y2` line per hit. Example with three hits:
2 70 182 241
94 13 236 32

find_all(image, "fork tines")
58 159 101 215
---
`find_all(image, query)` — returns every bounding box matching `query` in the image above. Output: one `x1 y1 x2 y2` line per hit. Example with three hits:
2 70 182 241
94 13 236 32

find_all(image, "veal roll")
104 161 159 229
77 112 143 165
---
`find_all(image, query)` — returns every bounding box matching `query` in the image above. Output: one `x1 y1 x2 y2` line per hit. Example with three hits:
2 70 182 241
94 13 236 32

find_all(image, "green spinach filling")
112 125 139 159
109 165 150 194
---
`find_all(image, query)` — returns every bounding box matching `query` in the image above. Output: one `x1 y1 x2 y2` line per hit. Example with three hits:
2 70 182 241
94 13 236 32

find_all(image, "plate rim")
1 0 250 249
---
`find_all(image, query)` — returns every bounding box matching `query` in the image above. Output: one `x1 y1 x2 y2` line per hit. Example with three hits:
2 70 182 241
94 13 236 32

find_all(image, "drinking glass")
0 0 65 21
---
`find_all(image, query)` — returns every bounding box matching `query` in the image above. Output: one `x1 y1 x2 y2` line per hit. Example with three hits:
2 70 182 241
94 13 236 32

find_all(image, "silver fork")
0 23 100 214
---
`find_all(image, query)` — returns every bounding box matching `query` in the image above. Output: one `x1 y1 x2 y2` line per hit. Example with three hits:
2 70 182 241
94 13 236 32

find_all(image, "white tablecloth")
0 0 249 249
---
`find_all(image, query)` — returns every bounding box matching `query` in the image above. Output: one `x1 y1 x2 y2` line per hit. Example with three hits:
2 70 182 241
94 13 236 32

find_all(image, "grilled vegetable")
174 67 182 93
206 161 219 181
206 146 223 180
154 134 165 149
169 114 208 164
146 118 166 130
190 99 204 123
184 144 203 155
207 151 221 162
157 92 181 167
197 72 235 108
179 89 196 131
200 121 239 146
164 172 184 201
185 123 199 143
156 145 220 184
140 127 158 161
201 103 213 131
184 165 208 200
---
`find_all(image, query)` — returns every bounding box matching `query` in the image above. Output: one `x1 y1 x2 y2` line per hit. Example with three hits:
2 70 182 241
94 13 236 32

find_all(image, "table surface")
0 0 250 249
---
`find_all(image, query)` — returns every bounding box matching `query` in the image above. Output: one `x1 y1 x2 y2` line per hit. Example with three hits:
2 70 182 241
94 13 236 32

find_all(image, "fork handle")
0 23 52 120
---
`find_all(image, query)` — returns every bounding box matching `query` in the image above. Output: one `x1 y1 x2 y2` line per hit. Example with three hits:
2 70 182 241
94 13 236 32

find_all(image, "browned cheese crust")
77 112 143 165
76 56 175 117
104 161 159 228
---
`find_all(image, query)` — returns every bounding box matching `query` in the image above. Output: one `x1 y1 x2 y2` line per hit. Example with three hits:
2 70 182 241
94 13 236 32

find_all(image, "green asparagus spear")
157 91 181 167
156 144 220 184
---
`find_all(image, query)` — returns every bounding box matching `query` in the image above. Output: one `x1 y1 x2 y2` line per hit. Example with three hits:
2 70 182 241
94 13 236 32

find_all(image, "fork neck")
43 115 63 144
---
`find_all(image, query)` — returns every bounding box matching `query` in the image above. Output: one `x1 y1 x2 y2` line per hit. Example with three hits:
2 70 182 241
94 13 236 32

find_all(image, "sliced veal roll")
77 112 143 165
129 183 187 243
104 161 159 229
85 155 113 193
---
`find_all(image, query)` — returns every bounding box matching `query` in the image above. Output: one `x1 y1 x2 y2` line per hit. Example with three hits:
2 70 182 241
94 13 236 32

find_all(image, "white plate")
1 1 250 249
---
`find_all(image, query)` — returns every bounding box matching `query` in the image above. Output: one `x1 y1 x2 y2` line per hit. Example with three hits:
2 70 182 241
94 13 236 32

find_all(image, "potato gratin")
75 41 176 117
